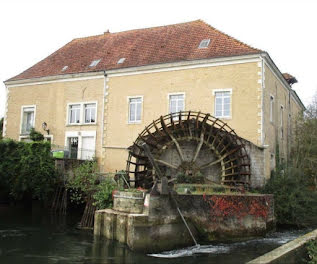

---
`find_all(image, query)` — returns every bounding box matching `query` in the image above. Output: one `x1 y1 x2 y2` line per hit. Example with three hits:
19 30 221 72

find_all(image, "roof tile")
8 20 262 81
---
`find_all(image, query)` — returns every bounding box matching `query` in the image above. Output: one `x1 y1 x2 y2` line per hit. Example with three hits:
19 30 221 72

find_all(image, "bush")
263 166 317 226
307 240 317 264
93 178 119 209
0 139 56 200
66 160 99 204
29 128 44 141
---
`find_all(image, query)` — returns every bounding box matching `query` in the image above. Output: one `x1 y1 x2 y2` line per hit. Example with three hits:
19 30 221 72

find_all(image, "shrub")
29 128 44 141
263 166 317 226
307 240 317 264
93 178 120 209
66 160 99 204
0 139 56 200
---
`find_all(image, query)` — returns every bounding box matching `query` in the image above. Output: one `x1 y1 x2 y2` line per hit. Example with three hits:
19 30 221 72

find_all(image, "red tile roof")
8 20 262 81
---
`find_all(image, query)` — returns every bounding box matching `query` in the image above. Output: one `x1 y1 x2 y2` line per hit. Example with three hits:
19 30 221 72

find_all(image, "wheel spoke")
160 116 185 162
192 131 204 162
200 156 223 170
154 159 178 169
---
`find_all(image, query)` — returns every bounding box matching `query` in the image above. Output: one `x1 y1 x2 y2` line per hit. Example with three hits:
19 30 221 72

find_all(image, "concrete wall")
5 77 104 164
94 192 275 252
103 62 262 172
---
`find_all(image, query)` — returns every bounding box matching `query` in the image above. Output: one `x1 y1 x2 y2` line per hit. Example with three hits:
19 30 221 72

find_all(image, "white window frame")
280 105 284 139
66 101 98 126
168 92 185 116
212 89 232 119
127 96 143 124
65 131 96 160
44 135 54 143
270 95 274 123
20 105 36 135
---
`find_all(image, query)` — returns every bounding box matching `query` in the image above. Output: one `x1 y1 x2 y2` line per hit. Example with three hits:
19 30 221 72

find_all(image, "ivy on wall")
0 140 56 201
203 194 271 222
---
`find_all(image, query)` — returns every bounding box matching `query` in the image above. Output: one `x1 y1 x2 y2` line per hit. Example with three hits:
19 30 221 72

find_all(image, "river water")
0 205 310 264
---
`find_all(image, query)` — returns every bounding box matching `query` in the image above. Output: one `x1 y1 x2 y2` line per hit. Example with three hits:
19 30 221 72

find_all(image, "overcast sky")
1 0 316 118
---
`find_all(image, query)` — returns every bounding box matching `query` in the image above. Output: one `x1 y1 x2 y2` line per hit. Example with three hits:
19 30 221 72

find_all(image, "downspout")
101 71 108 171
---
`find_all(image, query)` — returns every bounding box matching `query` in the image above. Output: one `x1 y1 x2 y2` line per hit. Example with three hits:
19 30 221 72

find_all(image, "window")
129 97 142 123
89 59 101 67
84 103 96 123
21 106 35 134
198 39 211 49
69 104 81 124
67 102 97 125
117 58 126 64
65 131 96 160
169 94 185 116
61 65 68 71
270 95 274 122
214 91 231 118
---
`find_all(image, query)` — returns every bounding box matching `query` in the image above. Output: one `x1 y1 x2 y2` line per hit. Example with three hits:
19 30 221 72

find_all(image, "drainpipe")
101 71 108 172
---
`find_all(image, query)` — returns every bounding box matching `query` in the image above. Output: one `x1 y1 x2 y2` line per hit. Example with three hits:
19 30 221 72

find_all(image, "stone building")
3 20 305 186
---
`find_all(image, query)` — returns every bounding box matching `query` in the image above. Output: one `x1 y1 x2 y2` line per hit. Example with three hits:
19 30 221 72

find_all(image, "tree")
292 92 317 190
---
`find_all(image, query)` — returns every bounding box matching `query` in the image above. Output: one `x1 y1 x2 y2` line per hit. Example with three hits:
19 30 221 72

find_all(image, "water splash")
148 229 310 259
148 245 230 258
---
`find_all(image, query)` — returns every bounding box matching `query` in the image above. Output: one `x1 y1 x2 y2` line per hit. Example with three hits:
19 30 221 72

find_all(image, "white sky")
1 0 316 118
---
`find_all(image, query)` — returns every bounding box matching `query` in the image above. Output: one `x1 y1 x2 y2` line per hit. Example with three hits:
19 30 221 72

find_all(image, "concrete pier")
94 191 275 253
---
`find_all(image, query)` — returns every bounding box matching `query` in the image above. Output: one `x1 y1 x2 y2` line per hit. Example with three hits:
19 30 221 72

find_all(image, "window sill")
128 121 142 125
66 123 97 127
215 116 232 120
20 132 31 136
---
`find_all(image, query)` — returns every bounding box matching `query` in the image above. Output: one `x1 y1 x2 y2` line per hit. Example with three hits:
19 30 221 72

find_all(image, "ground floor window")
65 131 96 160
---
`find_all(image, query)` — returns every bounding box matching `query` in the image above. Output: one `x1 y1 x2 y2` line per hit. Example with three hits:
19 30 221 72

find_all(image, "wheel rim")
126 111 251 188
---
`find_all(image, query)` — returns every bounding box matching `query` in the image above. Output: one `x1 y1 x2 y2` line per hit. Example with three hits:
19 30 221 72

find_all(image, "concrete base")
94 192 275 253
94 194 196 253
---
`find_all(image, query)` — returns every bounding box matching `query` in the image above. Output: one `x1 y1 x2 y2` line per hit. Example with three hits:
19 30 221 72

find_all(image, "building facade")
3 20 305 185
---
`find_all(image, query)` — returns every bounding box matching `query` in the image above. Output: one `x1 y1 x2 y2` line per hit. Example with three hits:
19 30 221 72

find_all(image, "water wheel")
126 111 251 189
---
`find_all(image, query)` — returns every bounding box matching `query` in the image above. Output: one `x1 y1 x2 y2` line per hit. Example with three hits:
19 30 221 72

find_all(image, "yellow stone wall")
4 59 304 180
103 62 262 172
263 64 303 178
5 77 104 164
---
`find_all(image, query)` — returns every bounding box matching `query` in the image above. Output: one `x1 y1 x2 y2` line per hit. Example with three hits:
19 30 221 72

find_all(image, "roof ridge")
72 20 201 42
198 20 262 52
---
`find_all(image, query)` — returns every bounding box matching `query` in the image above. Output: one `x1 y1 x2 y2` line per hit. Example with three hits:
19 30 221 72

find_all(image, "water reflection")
0 205 310 264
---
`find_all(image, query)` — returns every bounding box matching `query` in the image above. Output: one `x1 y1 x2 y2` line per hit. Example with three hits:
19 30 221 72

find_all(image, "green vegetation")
93 178 119 209
306 240 317 264
176 171 204 184
263 166 317 226
29 128 44 141
0 139 56 200
67 160 99 204
66 160 124 209
263 95 317 226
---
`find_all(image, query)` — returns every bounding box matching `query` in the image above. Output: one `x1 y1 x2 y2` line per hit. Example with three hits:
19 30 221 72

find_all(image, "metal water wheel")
126 111 251 189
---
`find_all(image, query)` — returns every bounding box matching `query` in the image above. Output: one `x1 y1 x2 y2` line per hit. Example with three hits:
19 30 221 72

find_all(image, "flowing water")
0 205 310 264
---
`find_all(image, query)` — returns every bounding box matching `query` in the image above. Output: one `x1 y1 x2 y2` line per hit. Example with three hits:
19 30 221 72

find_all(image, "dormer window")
61 66 68 71
89 59 101 67
117 58 126 64
198 39 210 49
